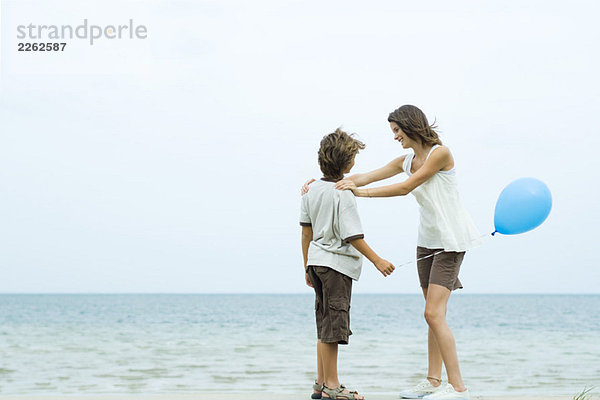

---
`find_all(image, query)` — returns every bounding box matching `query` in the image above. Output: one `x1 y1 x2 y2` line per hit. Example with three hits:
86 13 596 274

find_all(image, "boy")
300 128 395 400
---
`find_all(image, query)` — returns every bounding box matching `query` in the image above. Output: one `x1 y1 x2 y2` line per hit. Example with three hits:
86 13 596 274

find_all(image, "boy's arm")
301 225 313 287
349 238 395 277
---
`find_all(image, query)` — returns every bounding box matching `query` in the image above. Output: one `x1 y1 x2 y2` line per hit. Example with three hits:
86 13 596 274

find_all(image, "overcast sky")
1 0 599 294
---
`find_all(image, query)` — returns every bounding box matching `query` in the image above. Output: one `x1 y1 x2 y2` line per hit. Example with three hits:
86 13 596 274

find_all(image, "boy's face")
343 156 356 175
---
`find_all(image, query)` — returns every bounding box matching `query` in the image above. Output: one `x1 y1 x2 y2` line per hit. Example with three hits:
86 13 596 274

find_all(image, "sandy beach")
0 395 577 400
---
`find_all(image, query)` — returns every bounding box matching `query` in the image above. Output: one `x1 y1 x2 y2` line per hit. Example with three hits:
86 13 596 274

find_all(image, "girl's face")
390 122 411 149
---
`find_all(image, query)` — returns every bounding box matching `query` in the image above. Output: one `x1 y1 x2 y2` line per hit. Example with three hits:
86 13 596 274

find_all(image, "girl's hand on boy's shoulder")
335 179 356 191
301 179 315 195
336 179 361 197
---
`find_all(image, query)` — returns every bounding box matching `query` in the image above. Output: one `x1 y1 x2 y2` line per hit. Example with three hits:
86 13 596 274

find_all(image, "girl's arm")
346 156 405 187
339 147 452 197
301 156 405 195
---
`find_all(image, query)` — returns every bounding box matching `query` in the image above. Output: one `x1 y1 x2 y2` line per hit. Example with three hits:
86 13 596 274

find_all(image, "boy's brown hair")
318 128 365 181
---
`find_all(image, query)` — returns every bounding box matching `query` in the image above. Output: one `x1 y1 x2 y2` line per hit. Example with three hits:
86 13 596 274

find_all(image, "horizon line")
0 292 598 295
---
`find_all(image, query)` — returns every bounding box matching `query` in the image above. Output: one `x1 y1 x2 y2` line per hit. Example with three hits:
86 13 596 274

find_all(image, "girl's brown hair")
318 128 365 181
387 105 442 146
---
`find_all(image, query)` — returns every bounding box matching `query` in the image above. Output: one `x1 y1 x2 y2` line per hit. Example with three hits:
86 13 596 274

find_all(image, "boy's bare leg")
316 340 324 392
424 284 466 392
321 341 340 389
321 341 363 400
422 287 443 386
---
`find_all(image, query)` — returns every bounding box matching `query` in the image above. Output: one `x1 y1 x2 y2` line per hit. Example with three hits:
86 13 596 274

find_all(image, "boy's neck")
321 176 342 183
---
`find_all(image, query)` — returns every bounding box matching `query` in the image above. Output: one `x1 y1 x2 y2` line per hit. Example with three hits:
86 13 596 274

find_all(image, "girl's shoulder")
390 154 408 170
429 144 452 159
396 154 409 162
428 145 455 171
397 153 410 168
432 144 451 152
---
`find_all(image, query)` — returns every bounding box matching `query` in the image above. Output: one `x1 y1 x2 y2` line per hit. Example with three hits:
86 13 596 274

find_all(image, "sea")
0 294 599 397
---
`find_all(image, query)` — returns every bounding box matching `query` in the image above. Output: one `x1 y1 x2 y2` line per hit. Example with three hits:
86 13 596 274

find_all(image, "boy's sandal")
322 384 364 400
312 381 324 399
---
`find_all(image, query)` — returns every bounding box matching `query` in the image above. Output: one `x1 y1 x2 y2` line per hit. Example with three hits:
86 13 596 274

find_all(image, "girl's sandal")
312 381 324 399
322 384 364 400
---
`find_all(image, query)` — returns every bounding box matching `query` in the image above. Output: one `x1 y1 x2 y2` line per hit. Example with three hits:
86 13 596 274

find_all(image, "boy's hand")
374 258 395 277
301 179 315 195
305 271 313 287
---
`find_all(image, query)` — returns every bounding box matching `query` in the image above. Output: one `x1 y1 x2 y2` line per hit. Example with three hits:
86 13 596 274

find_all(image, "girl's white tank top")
403 145 482 252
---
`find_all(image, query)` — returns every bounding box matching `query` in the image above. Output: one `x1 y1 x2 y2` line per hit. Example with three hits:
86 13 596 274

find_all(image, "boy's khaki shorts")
417 246 465 291
307 266 352 345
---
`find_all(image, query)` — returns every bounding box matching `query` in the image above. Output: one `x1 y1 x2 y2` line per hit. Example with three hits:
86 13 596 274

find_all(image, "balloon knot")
491 230 497 236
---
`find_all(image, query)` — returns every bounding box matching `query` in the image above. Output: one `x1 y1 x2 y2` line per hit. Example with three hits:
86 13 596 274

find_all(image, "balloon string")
395 232 494 269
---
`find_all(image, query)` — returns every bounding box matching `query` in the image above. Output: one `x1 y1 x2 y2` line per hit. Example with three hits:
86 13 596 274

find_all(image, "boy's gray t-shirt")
300 179 364 280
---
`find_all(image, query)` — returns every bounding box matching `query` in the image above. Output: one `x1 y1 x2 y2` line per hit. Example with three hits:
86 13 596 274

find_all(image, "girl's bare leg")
424 284 466 392
422 287 443 386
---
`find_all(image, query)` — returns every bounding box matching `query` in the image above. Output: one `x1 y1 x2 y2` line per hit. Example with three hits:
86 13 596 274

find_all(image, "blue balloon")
494 178 552 235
